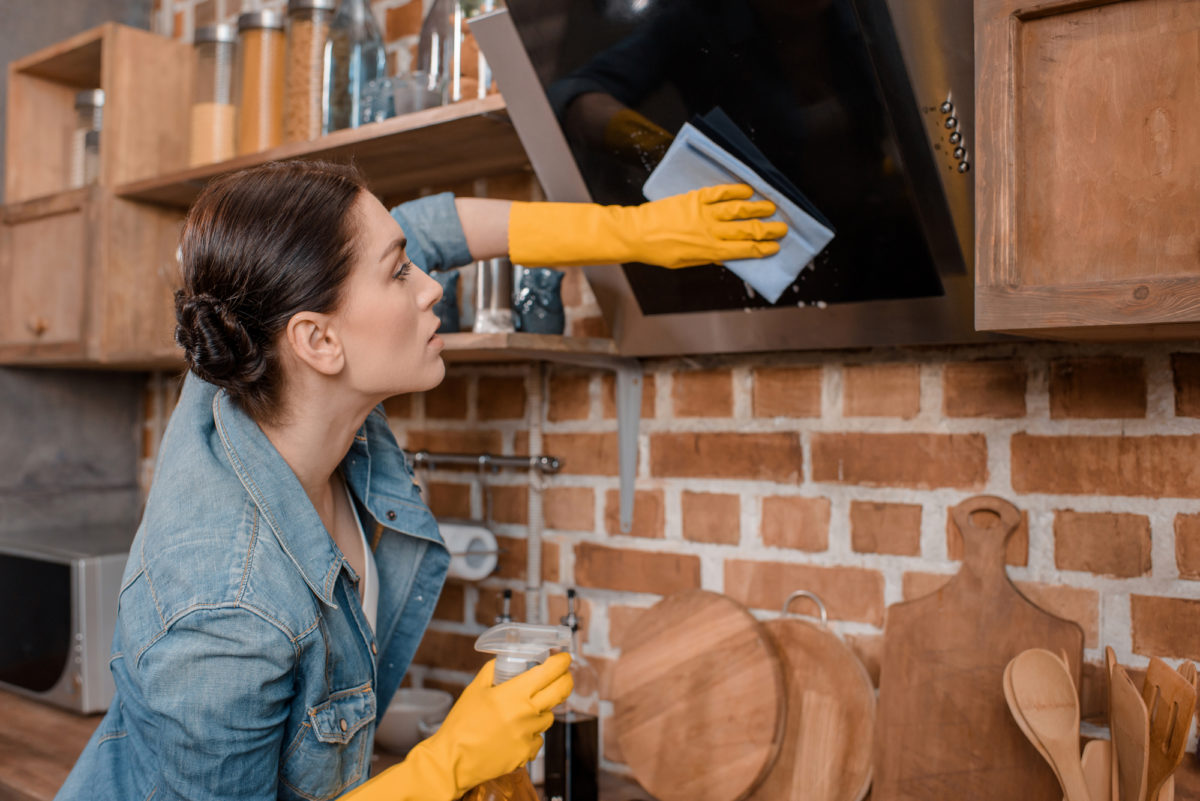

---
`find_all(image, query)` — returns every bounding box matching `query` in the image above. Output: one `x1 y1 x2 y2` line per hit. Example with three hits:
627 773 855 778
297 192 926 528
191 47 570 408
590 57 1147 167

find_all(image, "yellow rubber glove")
339 653 572 801
508 184 787 270
602 107 675 167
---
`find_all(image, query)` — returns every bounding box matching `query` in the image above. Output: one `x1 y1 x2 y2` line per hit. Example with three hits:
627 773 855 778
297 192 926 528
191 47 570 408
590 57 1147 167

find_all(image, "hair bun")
174 291 266 390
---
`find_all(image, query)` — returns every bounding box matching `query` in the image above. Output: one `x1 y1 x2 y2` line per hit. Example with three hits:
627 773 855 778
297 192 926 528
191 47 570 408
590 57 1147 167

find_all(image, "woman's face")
333 192 446 398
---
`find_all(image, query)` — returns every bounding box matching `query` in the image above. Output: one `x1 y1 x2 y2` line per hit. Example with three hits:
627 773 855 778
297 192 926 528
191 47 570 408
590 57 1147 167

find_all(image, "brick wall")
143 0 1200 781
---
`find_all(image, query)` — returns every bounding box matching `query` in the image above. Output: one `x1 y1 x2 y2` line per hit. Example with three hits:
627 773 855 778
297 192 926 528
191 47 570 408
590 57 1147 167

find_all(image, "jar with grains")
235 10 286 155
189 24 237 166
284 0 336 143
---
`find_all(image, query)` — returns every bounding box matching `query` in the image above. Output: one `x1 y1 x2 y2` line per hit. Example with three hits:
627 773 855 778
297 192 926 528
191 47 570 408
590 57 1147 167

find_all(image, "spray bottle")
463 621 572 801
544 589 599 801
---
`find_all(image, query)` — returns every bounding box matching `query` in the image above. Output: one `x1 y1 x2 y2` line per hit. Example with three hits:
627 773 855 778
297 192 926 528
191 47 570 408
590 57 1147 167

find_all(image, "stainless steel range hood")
471 1 1000 356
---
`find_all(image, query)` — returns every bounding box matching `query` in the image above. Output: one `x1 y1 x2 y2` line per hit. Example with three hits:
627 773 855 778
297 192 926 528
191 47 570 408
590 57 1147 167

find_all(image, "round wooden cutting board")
611 590 785 801
745 593 875 801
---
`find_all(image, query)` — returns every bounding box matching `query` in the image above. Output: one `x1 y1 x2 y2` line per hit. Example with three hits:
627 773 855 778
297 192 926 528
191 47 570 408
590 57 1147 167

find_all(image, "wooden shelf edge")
441 332 618 363
9 23 113 77
115 95 517 207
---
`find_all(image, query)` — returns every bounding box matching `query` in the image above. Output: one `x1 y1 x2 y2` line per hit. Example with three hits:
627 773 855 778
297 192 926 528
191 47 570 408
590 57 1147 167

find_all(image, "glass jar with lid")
415 0 496 107
190 24 237 166
324 0 386 132
284 0 336 143
235 10 286 155
69 89 104 189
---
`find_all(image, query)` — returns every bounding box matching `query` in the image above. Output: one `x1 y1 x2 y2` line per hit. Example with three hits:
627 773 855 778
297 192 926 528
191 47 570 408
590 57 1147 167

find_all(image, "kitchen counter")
0 688 652 801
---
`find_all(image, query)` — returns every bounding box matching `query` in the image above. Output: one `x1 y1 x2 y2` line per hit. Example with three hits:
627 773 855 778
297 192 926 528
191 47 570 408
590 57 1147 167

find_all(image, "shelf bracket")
534 351 642 534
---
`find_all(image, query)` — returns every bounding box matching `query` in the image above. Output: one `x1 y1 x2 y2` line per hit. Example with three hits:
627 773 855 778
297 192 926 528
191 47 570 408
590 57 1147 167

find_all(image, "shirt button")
371 642 378 655
340 719 348 732
386 510 396 521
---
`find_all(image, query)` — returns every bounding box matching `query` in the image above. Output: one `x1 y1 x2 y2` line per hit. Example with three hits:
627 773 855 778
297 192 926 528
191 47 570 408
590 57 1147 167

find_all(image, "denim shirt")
57 193 471 801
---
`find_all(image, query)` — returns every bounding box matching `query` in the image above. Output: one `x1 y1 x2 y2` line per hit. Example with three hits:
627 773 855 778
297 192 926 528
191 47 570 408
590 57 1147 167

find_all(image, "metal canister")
472 257 515 333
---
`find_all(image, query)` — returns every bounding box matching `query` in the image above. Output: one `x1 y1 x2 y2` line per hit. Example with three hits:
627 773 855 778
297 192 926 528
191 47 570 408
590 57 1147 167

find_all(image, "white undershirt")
344 480 379 635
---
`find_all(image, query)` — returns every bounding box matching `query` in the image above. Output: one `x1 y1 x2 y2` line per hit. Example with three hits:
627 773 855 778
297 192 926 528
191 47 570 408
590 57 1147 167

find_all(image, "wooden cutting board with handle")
612 589 786 801
873 495 1084 801
745 591 875 801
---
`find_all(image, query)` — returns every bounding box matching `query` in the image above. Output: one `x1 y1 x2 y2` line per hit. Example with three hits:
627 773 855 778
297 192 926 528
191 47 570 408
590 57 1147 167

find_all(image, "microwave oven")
0 525 133 713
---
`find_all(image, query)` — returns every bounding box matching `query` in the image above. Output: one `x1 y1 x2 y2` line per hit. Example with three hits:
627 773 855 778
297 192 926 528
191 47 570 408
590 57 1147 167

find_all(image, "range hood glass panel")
506 0 956 315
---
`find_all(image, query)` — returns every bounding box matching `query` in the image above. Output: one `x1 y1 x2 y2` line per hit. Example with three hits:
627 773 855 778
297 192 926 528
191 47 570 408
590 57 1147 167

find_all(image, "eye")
392 259 414 281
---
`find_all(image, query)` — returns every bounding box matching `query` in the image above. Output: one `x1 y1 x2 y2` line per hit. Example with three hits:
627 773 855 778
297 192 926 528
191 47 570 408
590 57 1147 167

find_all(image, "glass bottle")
284 0 337 142
324 0 386 133
415 0 496 106
189 24 237 166
235 10 286 155
544 589 600 801
69 89 104 188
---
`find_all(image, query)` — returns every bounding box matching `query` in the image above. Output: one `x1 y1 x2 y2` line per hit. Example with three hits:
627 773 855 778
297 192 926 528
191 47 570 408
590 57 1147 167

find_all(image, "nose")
417 264 443 310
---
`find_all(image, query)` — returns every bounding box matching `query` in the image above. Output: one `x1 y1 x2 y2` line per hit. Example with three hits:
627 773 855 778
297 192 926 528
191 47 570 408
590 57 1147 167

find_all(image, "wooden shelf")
440 332 619 364
115 94 528 208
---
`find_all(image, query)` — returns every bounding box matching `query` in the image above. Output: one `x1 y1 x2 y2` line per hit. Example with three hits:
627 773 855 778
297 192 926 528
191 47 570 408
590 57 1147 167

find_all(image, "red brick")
724 560 885 625
761 496 830 552
406 429 503 454
424 375 468 419
752 366 822 418
1049 356 1146 419
812 432 988 489
672 368 733 417
574 543 700 595
604 489 665 538
1175 513 1200 580
490 485 528 525
548 372 591 421
1054 510 1151 577
494 535 558 583
475 587 527 627
385 0 423 39
477 376 527 420
602 373 656 419
513 431 529 455
413 629 488 673
902 572 1100 648
543 486 595 531
571 315 610 338
947 509 1030 567
194 0 216 27
426 481 471 519
543 433 620 476
382 393 412 418
681 491 740 545
608 604 649 650
1012 434 1200 498
843 364 920 418
1131 595 1200 660
432 582 465 622
1171 353 1200 417
650 432 802 482
850 501 922 556
943 359 1027 418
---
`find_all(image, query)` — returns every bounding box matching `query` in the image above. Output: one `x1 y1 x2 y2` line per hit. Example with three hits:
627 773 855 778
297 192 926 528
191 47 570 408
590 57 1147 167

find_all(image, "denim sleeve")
134 606 295 801
389 192 474 273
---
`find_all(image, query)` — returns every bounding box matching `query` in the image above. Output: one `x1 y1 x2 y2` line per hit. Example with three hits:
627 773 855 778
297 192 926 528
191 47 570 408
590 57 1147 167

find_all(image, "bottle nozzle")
474 622 571 684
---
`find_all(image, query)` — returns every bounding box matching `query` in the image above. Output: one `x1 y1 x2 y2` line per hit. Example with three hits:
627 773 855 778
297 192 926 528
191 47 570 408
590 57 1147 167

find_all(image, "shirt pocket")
280 684 376 801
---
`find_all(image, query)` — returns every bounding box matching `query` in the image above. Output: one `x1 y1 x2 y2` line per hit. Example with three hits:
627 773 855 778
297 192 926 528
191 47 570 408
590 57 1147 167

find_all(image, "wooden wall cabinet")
1 23 189 367
975 0 1200 340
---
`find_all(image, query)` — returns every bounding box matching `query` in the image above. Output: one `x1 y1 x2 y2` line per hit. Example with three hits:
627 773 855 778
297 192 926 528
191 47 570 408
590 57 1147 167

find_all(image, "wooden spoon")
1064 739 1110 801
1110 657 1150 801
1142 657 1196 801
1009 649 1092 801
1005 658 1061 785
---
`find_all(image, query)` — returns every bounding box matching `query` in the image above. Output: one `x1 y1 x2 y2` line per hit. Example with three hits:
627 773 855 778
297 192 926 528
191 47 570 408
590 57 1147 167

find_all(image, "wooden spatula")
1009 649 1091 801
1141 658 1196 801
1110 656 1150 801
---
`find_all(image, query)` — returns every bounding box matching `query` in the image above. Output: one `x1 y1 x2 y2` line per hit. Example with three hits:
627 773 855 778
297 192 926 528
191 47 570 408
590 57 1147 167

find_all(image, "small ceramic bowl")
374 688 453 755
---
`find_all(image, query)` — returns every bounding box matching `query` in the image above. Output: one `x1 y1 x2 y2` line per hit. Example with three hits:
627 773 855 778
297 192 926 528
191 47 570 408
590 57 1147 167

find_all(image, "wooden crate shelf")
115 94 529 208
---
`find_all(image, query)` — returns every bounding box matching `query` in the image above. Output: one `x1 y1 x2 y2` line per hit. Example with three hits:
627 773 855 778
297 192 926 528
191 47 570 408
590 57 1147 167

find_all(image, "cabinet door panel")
976 0 1200 338
0 204 87 354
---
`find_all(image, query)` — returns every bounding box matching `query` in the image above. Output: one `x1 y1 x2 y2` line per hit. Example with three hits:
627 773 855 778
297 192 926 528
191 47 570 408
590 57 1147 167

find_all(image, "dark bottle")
544 710 599 801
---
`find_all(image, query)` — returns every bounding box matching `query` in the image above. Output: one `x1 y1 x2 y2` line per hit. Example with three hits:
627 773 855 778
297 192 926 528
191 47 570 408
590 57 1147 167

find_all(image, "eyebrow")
379 236 408 262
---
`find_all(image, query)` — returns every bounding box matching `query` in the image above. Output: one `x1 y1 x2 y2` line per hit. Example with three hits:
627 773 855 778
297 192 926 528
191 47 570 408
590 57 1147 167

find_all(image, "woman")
55 160 785 801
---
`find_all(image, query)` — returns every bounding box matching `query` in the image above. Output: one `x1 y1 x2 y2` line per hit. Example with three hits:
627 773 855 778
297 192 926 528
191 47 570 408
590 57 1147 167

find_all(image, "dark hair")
174 160 368 423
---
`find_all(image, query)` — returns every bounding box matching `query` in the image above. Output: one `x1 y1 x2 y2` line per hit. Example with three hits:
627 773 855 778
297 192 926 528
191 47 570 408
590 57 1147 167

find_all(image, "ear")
282 311 345 376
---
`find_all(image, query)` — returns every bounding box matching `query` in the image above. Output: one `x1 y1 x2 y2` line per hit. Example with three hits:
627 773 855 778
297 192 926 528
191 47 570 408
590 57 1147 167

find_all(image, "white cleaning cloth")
643 122 835 304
